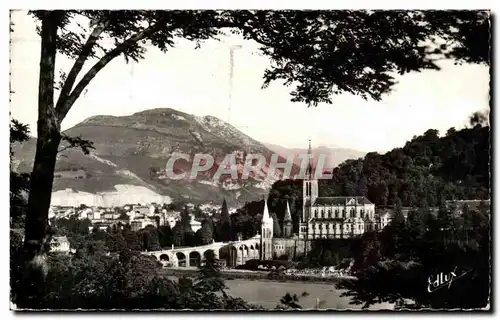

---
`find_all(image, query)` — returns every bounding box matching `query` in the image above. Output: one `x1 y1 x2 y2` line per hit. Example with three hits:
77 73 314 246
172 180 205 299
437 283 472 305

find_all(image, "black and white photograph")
9 7 491 311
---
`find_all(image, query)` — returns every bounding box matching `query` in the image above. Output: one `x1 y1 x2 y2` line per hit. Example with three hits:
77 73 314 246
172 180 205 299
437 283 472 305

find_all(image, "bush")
12 248 258 310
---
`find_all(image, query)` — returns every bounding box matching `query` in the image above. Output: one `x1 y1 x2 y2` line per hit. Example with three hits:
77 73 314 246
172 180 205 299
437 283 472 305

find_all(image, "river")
224 279 394 310
165 272 395 310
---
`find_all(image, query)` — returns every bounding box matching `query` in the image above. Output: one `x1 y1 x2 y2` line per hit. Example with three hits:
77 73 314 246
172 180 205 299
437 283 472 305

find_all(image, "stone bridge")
143 235 262 268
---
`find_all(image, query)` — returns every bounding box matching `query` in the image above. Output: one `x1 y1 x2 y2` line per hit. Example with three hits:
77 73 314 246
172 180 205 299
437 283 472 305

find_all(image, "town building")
190 215 202 233
50 236 71 253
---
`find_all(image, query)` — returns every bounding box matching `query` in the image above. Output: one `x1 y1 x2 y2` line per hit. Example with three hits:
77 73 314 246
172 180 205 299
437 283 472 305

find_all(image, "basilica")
260 141 391 260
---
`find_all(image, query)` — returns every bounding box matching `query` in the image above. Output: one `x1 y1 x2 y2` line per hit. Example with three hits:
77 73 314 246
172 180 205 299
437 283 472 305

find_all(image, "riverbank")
161 267 356 284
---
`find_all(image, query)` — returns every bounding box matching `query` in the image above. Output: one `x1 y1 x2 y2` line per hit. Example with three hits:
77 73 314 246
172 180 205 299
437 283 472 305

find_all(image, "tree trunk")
20 12 61 306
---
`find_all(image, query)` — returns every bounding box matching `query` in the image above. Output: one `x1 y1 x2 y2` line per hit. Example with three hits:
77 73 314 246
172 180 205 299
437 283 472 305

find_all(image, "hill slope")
12 108 301 207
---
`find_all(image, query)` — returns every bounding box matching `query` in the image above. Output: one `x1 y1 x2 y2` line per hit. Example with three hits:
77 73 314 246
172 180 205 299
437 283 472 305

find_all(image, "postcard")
9 9 491 311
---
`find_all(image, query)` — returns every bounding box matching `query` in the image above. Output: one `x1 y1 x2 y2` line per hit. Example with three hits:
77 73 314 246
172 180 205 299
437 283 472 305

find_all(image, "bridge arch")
238 245 245 265
141 239 264 269
219 245 237 268
159 254 170 261
189 251 201 267
242 244 253 264
249 245 256 260
176 252 187 267
203 249 217 262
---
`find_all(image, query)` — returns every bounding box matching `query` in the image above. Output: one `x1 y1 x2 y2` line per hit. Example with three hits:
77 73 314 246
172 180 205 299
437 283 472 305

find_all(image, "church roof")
312 196 373 206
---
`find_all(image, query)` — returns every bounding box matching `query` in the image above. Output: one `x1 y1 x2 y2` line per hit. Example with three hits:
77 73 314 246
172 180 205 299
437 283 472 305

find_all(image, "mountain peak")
16 107 285 207
132 108 190 117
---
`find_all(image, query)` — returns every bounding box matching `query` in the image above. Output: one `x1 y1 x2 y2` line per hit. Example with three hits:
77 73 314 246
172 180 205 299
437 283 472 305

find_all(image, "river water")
224 278 395 310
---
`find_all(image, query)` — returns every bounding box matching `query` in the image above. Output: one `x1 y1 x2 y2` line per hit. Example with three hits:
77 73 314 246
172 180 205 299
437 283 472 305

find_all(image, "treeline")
264 122 490 214
336 200 490 309
225 121 491 241
322 123 490 207
11 230 258 310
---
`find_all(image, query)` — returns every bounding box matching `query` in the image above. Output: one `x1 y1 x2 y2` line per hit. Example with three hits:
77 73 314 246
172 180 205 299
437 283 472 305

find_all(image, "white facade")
260 199 273 260
166 216 177 229
299 197 377 239
189 214 202 232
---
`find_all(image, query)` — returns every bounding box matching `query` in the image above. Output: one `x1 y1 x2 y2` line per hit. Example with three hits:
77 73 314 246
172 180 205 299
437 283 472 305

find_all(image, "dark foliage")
277 293 302 310
10 119 31 228
319 122 490 207
336 202 490 309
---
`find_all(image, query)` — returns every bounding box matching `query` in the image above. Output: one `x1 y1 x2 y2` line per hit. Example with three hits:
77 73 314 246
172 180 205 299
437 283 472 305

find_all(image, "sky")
9 10 490 153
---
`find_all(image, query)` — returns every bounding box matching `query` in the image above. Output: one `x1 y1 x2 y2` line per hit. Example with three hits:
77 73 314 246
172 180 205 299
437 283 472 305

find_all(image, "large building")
259 140 391 260
298 141 387 240
260 190 390 260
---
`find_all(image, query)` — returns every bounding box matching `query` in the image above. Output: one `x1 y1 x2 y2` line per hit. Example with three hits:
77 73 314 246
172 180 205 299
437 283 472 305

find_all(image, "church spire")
306 138 315 179
262 197 272 222
284 201 292 222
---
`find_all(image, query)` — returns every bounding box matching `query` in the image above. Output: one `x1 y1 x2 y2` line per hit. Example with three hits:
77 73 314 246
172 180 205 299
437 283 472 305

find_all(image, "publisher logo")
427 266 471 293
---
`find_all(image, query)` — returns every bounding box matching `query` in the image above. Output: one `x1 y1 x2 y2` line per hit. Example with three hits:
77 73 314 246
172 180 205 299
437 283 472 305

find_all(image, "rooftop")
312 196 373 206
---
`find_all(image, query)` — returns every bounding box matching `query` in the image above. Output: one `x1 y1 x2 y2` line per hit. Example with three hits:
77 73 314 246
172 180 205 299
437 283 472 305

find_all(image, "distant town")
47 195 491 260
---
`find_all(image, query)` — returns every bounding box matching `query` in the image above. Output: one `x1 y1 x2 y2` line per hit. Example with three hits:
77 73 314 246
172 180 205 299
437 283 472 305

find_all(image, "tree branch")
58 134 95 155
55 19 109 119
56 22 164 121
57 146 72 154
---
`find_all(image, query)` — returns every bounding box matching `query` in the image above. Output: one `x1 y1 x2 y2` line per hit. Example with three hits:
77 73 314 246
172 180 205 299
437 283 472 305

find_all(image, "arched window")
360 209 364 218
313 209 317 218
335 209 339 218
342 209 346 218
328 209 332 218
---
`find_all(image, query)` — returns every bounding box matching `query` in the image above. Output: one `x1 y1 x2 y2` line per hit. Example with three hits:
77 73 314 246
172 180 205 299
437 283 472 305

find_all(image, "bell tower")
302 139 318 222
260 197 273 260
